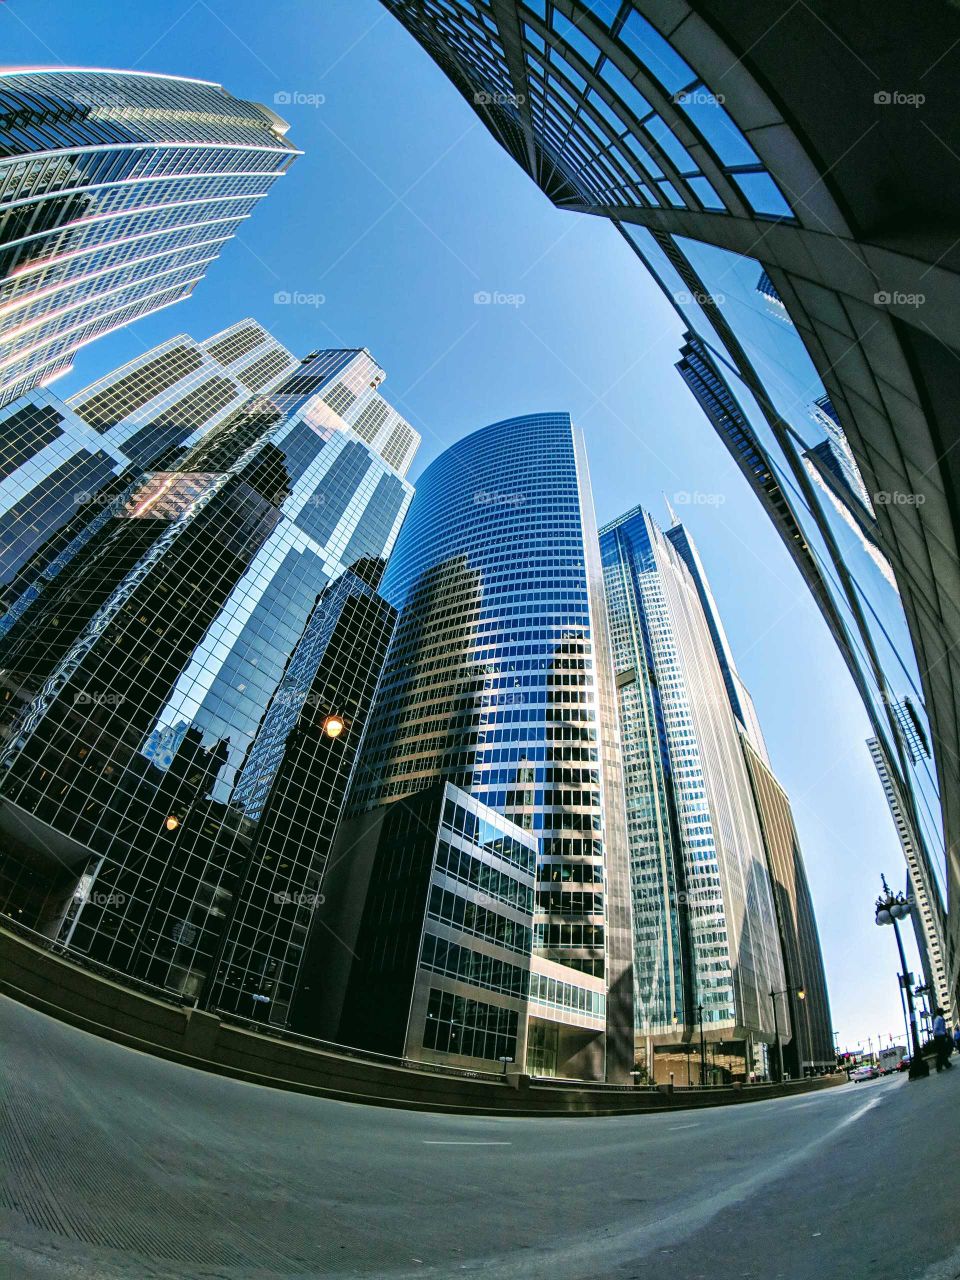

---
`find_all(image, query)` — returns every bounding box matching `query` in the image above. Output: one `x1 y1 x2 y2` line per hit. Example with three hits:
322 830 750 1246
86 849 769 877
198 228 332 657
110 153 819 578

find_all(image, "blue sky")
3 0 925 1054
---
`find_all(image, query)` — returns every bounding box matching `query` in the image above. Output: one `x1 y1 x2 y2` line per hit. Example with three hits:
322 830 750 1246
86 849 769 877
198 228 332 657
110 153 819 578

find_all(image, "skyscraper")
0 69 299 407
741 736 834 1075
378 0 959 1019
662 512 769 766
665 512 833 1075
600 505 785 1082
340 412 634 1081
0 320 297 612
205 557 397 1020
868 737 951 1022
0 345 415 1022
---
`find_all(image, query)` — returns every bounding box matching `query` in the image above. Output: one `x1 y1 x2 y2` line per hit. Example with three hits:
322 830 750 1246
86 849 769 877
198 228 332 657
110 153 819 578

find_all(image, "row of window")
434 837 534 912
422 986 518 1062
440 796 537 871
428 883 532 954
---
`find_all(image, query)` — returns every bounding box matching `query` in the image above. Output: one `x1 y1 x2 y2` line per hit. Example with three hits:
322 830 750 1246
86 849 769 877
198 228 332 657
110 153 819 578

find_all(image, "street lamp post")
770 986 806 1082
697 1001 706 1086
875 875 929 1081
914 983 932 1039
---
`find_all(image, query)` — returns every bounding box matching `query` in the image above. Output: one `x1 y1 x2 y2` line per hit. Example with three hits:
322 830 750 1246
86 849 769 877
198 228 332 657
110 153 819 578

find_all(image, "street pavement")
2 994 959 1279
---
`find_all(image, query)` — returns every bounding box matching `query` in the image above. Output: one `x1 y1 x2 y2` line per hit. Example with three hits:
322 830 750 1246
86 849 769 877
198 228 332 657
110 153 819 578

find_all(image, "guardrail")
215 1009 504 1083
1 919 846 1114
1 914 198 1007
0 915 509 1085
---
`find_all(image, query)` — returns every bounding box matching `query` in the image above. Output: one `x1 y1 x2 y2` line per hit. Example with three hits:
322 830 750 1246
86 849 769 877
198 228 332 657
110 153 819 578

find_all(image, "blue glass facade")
349 412 634 1080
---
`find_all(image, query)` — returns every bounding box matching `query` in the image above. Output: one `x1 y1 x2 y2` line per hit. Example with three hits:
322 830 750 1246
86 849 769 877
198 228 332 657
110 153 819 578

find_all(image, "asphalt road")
2 995 959 1280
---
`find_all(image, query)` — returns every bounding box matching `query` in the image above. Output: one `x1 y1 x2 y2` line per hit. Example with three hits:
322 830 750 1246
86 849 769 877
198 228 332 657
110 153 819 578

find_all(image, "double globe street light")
875 875 929 1080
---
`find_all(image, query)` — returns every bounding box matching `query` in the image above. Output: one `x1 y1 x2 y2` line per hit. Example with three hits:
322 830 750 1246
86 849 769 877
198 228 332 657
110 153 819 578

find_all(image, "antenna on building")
663 491 681 528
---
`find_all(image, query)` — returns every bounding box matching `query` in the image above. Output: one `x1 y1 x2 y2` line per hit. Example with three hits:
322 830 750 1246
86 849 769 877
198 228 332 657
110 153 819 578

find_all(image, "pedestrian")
954 1024 960 1057
932 1008 952 1072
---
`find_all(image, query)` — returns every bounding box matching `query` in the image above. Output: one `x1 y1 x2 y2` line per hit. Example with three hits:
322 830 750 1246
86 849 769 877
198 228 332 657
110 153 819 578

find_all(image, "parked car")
849 1064 880 1082
896 1057 911 1072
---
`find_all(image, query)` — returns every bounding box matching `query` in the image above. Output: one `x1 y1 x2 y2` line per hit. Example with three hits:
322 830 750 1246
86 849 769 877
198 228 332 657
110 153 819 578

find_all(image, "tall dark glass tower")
0 70 299 408
379 0 960 1021
204 558 397 1019
346 412 634 1081
0 345 415 1024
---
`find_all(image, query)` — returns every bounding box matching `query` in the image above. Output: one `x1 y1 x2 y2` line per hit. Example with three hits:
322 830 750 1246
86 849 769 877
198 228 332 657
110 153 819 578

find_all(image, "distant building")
0 69 299 407
868 737 951 1020
601 505 786 1082
665 512 833 1075
741 736 834 1074
663 514 770 766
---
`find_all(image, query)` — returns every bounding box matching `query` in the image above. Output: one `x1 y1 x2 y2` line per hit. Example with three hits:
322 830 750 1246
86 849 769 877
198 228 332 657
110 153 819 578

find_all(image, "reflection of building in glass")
808 396 873 514
755 270 784 309
798 394 899 590
601 505 785 1082
206 557 396 1022
0 69 299 408
380 0 960 1020
0 345 414 1021
0 321 297 619
344 413 634 1081
298 783 607 1074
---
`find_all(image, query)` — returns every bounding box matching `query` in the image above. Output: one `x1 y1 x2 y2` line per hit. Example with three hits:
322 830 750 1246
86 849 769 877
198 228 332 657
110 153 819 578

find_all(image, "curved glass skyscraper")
0 69 299 408
349 412 634 1080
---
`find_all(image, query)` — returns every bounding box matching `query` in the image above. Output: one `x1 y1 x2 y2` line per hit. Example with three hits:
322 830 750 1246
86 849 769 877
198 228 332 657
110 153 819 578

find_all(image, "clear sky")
3 0 927 1056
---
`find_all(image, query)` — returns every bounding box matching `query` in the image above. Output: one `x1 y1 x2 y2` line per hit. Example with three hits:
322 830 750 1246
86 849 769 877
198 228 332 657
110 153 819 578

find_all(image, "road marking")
422 1140 512 1145
521 1092 884 1276
668 1123 699 1130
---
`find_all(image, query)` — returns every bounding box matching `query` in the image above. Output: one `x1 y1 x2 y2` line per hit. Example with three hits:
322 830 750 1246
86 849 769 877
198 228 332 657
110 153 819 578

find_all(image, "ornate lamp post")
914 982 933 1039
875 875 929 1080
